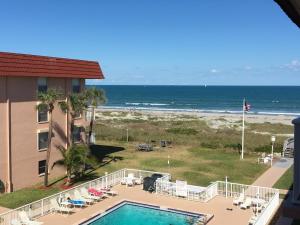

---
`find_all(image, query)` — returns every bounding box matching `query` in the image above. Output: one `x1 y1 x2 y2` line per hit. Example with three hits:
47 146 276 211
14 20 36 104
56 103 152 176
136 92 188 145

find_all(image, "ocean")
87 85 300 116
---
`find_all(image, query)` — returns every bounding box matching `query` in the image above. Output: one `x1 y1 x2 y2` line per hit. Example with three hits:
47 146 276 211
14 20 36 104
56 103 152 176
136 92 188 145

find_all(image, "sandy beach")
96 107 296 126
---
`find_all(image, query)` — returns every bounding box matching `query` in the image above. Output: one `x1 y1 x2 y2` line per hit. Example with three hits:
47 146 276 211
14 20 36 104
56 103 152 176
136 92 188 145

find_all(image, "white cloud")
244 66 252 70
285 59 300 71
210 68 219 73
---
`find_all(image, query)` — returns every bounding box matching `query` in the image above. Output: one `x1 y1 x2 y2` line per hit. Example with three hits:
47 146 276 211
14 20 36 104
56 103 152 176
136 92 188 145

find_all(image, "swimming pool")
81 201 204 225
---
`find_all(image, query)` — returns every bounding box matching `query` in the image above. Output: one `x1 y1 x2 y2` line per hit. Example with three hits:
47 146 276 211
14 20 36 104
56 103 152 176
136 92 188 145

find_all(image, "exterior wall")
0 76 86 191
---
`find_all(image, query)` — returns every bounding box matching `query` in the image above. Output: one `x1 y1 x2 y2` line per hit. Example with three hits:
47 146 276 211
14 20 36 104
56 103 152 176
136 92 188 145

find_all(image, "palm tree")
84 87 106 145
36 89 67 186
68 93 87 144
52 144 95 185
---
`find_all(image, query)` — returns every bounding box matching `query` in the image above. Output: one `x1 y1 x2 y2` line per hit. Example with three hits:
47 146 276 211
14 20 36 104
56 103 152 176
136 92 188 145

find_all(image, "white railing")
0 168 168 225
155 179 218 202
217 181 280 225
0 169 279 225
217 181 278 202
253 191 279 225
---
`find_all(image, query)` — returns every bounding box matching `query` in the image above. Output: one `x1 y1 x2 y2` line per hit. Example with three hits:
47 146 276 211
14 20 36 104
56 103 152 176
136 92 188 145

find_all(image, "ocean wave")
125 102 170 106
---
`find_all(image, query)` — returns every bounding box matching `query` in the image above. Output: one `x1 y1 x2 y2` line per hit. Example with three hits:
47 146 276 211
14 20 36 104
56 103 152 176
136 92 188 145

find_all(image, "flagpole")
241 98 245 160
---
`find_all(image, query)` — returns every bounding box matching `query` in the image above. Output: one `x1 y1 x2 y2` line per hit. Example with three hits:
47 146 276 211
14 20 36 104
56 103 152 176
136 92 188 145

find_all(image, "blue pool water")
85 202 200 225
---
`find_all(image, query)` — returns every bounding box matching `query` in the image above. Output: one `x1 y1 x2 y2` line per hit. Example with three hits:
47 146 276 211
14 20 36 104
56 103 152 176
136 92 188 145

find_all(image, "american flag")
244 100 251 112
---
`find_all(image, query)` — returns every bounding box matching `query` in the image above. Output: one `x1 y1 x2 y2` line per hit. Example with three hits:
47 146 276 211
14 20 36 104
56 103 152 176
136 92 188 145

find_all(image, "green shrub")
166 128 198 135
224 143 242 150
201 142 219 149
254 143 283 153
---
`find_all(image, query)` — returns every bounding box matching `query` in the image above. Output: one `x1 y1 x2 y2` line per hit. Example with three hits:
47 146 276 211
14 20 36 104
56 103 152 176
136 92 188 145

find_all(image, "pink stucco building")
0 52 104 192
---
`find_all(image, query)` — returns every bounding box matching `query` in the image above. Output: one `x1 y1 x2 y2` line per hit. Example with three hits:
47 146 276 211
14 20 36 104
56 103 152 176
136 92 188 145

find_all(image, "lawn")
273 166 293 190
0 187 60 209
0 112 291 209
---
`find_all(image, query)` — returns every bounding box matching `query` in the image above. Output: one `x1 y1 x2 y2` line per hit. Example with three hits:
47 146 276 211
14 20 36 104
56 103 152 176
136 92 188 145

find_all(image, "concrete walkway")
0 206 9 214
252 158 293 187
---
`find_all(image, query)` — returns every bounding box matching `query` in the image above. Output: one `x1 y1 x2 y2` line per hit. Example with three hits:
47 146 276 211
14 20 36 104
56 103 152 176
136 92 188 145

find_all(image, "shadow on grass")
89 144 125 166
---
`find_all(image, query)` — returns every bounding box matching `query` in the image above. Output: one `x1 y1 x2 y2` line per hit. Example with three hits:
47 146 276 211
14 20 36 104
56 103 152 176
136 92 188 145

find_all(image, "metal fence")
0 168 169 225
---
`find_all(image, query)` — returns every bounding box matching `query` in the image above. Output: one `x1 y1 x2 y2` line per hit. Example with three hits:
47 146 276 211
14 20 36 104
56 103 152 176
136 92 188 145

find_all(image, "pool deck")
38 185 253 225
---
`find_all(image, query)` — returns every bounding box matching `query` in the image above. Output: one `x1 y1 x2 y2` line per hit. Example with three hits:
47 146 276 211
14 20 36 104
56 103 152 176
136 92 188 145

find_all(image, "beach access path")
252 158 293 187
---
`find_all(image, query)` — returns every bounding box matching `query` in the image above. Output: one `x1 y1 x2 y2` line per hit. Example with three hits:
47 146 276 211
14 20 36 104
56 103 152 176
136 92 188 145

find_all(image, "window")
72 79 80 93
38 131 49 150
38 160 46 175
72 126 82 143
37 78 47 93
38 108 48 123
74 111 81 119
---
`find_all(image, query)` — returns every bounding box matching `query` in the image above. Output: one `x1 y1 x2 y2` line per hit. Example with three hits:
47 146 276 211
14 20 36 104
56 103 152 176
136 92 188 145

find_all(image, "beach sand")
96 108 296 126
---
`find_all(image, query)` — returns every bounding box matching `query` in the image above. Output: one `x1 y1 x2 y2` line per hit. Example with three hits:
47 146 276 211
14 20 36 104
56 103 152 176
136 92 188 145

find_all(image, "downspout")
6 77 12 192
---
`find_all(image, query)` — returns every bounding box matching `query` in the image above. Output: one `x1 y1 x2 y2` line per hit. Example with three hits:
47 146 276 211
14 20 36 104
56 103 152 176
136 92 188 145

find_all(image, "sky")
0 1 299 85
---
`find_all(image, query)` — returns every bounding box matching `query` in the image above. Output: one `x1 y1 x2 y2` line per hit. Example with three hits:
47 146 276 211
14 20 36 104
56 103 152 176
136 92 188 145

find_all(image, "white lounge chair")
126 177 134 187
10 219 22 225
74 190 94 204
134 176 143 185
18 211 43 225
50 199 73 214
80 188 101 201
248 215 257 225
65 193 85 208
240 197 252 209
233 194 244 205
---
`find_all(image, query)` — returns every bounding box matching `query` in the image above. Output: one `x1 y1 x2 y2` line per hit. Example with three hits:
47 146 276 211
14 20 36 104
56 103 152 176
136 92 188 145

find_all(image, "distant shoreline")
96 107 296 127
100 106 300 117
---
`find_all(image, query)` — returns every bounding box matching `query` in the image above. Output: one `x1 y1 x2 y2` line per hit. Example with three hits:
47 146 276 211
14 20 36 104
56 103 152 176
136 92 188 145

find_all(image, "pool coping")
78 199 213 225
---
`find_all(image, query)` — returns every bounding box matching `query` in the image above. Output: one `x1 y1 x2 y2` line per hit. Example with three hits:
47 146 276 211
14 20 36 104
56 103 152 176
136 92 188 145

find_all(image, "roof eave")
275 0 300 28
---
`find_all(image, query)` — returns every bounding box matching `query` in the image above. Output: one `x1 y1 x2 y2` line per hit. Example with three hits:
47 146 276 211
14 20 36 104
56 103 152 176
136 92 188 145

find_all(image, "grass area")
0 187 60 209
0 114 291 209
273 166 293 190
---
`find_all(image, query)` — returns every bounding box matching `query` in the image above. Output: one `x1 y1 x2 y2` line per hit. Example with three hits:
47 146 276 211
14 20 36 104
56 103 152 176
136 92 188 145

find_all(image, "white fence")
0 168 169 225
217 181 280 225
0 169 279 225
155 179 218 203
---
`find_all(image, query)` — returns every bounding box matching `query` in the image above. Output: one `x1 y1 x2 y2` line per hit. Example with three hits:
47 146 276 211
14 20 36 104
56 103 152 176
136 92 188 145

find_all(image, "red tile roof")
0 52 104 79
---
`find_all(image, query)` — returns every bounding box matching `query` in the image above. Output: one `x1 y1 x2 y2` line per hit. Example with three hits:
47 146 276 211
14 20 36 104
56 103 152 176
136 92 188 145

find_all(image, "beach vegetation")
166 127 198 135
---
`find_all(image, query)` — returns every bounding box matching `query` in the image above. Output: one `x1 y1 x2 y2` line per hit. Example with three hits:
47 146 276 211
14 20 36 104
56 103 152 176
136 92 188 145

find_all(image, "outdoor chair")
80 188 101 201
50 199 73 214
240 197 252 209
233 193 244 205
74 190 94 204
18 211 43 225
248 215 257 225
65 193 86 207
10 219 22 225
